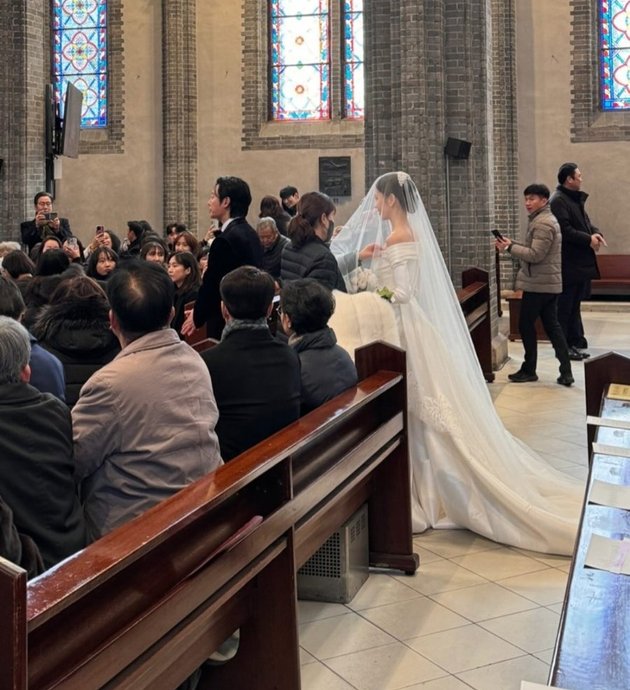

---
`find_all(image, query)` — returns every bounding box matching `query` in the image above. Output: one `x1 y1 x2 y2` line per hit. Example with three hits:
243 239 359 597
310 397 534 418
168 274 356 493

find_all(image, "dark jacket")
262 234 290 279
194 218 264 338
172 286 199 337
201 326 301 460
32 295 120 406
0 383 86 568
290 327 357 414
549 186 600 285
281 237 347 292
29 333 66 401
0 493 44 579
20 218 72 251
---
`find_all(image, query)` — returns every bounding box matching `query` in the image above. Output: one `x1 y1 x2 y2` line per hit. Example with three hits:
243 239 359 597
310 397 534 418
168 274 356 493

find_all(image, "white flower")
349 266 378 293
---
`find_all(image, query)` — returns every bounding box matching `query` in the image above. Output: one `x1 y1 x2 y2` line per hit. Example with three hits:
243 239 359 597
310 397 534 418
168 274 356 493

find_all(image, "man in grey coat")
72 260 223 541
496 184 574 386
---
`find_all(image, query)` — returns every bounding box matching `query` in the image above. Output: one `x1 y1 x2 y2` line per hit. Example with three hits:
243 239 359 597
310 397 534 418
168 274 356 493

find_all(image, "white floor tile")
325 642 446 690
298 599 348 624
347 573 421 611
400 678 476 689
301 660 357 690
359 596 468 640
406 624 524 673
451 548 548 581
497 568 569 606
456 654 549 690
299 611 395 659
394 559 488 595
479 607 561 653
413 529 502 559
430 582 538 622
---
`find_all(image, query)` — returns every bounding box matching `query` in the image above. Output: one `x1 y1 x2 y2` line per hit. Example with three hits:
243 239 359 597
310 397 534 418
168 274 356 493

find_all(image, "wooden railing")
0 341 418 690
457 267 495 382
549 351 630 690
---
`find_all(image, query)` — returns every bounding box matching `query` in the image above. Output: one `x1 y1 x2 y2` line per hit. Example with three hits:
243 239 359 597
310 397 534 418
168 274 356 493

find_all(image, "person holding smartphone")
20 192 72 251
495 183 574 386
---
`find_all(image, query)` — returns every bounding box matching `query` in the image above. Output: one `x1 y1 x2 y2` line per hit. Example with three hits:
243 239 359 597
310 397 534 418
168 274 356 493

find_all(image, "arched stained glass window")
343 0 364 119
52 0 108 128
269 0 364 121
270 1 331 120
600 0 630 110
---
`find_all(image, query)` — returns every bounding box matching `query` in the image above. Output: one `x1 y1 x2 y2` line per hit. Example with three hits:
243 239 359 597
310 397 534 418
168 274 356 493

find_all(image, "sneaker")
557 374 574 387
568 347 587 361
508 371 539 383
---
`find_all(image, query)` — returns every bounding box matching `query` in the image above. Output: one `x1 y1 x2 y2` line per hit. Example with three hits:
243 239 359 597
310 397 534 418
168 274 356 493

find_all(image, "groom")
182 176 263 340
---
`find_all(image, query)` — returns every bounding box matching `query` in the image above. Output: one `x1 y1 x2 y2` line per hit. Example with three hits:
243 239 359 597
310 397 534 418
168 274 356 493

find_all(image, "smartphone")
44 212 58 222
66 236 79 249
96 225 105 236
491 229 504 240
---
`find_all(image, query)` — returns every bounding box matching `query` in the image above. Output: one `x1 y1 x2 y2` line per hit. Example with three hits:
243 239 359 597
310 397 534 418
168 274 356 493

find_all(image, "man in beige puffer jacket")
496 184 574 387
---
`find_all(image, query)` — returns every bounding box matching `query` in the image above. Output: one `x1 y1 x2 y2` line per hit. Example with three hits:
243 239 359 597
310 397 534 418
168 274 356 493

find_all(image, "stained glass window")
52 0 108 128
343 0 364 119
600 0 630 110
270 1 331 120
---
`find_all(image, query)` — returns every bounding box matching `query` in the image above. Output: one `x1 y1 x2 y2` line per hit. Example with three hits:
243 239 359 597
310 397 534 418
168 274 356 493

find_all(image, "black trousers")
557 280 589 349
519 291 572 376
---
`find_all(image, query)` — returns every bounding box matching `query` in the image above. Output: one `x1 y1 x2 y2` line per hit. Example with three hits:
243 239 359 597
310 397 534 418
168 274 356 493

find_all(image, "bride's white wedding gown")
332 242 583 555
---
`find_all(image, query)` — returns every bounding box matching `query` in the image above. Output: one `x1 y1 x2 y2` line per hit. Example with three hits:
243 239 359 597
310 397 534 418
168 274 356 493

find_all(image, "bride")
330 172 583 555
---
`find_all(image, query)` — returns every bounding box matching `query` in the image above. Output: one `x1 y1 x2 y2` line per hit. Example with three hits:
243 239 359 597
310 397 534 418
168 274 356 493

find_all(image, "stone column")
0 0 47 240
162 0 198 232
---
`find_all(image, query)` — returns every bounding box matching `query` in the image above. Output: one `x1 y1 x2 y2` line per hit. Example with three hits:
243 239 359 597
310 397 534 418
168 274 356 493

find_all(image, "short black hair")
33 191 53 206
216 177 252 218
557 163 579 186
0 276 26 320
127 220 145 243
281 278 335 334
86 246 118 279
35 249 70 277
2 250 35 279
107 259 174 339
279 186 298 200
220 266 275 320
523 183 550 199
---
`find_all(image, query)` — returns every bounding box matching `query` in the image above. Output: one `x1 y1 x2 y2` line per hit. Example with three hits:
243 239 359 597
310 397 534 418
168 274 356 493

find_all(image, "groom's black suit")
193 217 264 339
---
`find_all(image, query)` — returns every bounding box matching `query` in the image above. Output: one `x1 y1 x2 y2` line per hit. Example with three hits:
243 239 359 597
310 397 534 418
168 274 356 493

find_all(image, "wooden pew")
0 341 417 690
549 352 630 690
456 267 495 382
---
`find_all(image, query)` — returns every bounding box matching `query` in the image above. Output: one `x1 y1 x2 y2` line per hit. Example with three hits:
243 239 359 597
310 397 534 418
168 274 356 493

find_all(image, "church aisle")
298 307 630 689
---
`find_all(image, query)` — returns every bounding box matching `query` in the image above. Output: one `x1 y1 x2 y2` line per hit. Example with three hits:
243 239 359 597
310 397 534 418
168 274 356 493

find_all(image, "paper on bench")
592 442 630 459
590 479 630 510
585 533 630 575
587 415 630 432
607 383 630 401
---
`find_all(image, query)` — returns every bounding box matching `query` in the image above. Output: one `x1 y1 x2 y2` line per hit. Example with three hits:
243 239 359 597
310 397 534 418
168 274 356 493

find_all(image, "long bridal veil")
330 172 582 555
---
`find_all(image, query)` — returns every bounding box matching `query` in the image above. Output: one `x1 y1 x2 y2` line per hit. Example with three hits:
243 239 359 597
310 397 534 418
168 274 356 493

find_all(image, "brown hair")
287 191 335 249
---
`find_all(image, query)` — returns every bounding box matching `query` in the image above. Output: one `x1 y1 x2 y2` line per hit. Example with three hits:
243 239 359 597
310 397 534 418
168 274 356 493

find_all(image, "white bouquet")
348 266 379 293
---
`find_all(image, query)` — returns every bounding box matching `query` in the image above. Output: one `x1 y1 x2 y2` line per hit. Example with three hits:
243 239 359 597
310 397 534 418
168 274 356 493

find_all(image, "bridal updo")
287 191 336 248
375 172 418 213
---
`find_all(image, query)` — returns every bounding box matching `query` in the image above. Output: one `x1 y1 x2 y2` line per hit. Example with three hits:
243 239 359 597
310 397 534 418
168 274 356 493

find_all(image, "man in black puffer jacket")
549 163 606 360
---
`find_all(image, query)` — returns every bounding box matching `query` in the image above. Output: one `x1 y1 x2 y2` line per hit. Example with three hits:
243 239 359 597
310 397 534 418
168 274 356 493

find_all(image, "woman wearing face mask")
280 192 346 292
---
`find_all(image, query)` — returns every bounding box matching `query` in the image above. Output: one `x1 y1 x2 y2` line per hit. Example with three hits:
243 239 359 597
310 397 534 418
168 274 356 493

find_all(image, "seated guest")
20 191 72 251
2 250 34 299
29 235 63 262
84 228 121 259
35 248 70 277
167 251 201 337
21 274 64 330
72 260 222 541
0 276 65 400
85 246 118 282
279 185 300 218
140 239 168 265
33 276 120 406
174 230 200 258
281 192 347 292
280 279 357 414
0 493 43 579
0 316 85 568
259 195 291 236
201 266 300 461
165 222 187 252
257 217 290 279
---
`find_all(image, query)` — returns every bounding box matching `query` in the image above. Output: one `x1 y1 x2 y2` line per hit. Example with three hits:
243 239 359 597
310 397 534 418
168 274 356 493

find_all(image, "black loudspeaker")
444 137 472 159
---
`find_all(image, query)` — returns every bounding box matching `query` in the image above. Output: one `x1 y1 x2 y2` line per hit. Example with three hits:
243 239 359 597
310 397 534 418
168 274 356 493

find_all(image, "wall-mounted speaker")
444 137 472 160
